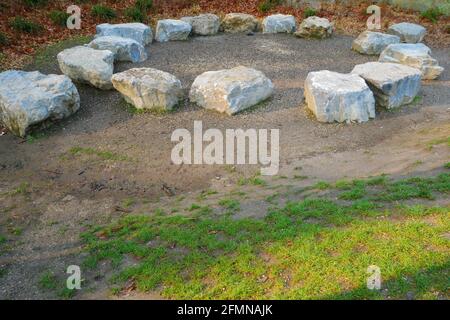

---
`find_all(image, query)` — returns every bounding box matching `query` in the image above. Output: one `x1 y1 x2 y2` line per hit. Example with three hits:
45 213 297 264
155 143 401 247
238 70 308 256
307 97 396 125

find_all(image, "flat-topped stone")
0 70 80 137
155 19 192 42
57 46 115 90
295 16 333 39
88 36 147 63
263 14 296 34
305 70 375 123
112 68 183 111
379 43 444 80
352 31 400 55
221 13 259 33
96 23 153 45
189 66 274 115
352 62 421 109
181 14 220 36
387 22 426 43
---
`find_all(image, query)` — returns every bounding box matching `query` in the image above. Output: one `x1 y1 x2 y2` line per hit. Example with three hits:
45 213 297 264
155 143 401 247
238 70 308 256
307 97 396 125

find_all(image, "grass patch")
304 7 317 18
68 146 130 162
91 5 117 20
23 0 47 7
48 10 71 27
82 190 450 299
218 199 240 213
427 137 450 150
39 271 58 290
421 8 444 23
238 174 266 187
10 17 43 34
0 32 8 47
313 181 331 190
258 0 281 13
9 182 30 196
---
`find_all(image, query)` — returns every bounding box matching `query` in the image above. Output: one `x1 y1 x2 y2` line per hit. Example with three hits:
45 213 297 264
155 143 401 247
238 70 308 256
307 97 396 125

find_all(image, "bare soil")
0 33 449 299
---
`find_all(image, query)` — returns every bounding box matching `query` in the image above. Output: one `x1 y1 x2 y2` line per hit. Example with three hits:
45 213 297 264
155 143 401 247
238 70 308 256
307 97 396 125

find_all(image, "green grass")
421 8 444 23
313 181 331 190
81 171 450 299
68 146 130 162
91 5 117 20
122 198 135 208
0 32 8 47
258 0 281 13
135 0 153 10
9 182 30 196
125 7 146 23
10 17 43 34
23 0 48 7
238 174 267 187
427 137 450 150
48 10 71 27
304 7 317 18
39 271 58 290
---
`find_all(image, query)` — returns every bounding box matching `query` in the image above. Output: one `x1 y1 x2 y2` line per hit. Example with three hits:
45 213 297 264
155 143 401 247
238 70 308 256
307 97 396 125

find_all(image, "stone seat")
304 70 375 123
352 31 400 55
88 36 147 63
155 19 192 42
96 23 153 45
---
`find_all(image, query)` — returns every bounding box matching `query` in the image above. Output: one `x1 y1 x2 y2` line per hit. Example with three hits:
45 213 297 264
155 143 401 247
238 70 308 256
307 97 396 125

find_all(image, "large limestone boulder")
379 43 444 80
387 22 426 43
263 14 296 34
111 68 183 111
352 31 400 55
88 36 147 63
0 70 80 137
181 14 220 36
304 71 375 123
221 13 259 33
189 66 274 115
96 23 153 45
352 62 421 109
295 16 333 39
57 46 115 90
155 19 192 42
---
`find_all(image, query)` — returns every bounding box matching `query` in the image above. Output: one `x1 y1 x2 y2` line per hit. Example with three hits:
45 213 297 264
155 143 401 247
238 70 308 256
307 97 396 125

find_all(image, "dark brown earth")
0 33 449 299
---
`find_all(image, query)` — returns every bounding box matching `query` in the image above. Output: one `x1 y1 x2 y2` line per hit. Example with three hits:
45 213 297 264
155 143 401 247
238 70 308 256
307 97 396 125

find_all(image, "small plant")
91 5 117 20
23 0 48 7
314 181 331 190
421 8 444 23
39 271 58 290
125 7 146 23
0 32 7 47
10 17 43 34
49 10 70 27
259 0 281 13
136 0 153 10
304 7 317 18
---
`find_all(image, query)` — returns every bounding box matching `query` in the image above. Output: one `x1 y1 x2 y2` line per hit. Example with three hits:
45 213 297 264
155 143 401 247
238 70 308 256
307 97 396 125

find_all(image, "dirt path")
0 33 449 299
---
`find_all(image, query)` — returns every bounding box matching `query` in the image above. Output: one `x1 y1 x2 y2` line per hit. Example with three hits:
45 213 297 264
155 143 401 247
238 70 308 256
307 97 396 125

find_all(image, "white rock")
387 22 426 43
379 43 444 80
189 66 274 115
263 14 296 34
155 19 192 42
295 16 333 39
0 70 80 137
96 23 153 45
57 46 115 90
304 71 375 123
88 36 147 63
352 62 422 109
221 13 259 33
352 31 400 55
112 68 183 111
181 14 220 36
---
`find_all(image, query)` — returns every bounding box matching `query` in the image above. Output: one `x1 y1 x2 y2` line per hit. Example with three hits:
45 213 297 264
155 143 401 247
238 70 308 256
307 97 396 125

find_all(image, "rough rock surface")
0 70 80 137
304 70 375 123
352 62 421 109
221 13 259 33
189 66 274 115
352 31 400 55
263 14 296 34
387 22 426 43
96 23 153 45
379 43 444 80
111 68 183 111
295 16 333 39
155 19 192 42
181 14 220 36
88 36 147 63
57 46 115 89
